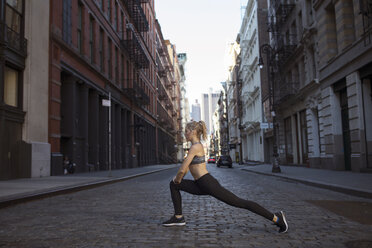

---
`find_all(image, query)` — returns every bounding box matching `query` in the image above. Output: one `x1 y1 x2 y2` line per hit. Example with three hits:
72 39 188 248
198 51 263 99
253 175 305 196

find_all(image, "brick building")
48 0 181 175
154 20 181 164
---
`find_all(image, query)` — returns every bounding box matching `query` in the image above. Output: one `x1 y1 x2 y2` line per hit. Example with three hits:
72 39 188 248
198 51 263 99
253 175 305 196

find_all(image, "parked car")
217 155 233 168
207 156 216 163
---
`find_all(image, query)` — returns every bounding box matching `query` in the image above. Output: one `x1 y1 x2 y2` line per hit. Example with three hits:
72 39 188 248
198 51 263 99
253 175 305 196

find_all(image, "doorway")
340 89 352 171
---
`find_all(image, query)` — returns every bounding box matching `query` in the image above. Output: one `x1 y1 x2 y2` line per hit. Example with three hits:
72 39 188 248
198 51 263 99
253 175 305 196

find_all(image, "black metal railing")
0 21 27 57
157 45 167 56
121 30 149 69
123 81 150 106
276 34 297 63
276 81 299 103
158 66 167 77
157 102 173 128
270 0 295 24
157 84 167 100
121 0 149 32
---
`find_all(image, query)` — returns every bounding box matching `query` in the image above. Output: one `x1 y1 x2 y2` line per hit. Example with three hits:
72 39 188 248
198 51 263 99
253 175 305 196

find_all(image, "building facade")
225 42 241 163
49 0 161 174
177 52 189 159
191 99 201 121
0 0 50 179
266 0 372 171
238 0 268 163
154 20 182 164
200 90 219 135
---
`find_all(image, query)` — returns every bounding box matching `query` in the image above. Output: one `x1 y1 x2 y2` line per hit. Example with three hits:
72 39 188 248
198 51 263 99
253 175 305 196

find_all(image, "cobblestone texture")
0 164 371 247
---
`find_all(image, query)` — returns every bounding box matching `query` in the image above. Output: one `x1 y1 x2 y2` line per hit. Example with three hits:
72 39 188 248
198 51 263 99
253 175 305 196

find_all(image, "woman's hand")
173 176 181 184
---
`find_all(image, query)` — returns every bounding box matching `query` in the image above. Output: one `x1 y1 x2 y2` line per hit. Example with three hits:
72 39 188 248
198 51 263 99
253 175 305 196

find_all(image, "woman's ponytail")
198 121 207 141
185 120 207 141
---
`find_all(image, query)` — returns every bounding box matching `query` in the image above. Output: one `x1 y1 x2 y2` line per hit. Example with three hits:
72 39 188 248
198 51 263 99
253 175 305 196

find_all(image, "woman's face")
185 128 193 141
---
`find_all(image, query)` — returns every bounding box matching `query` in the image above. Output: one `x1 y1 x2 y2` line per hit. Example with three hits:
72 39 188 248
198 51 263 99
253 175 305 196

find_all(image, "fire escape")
121 0 149 32
123 80 150 106
120 0 150 106
267 0 297 104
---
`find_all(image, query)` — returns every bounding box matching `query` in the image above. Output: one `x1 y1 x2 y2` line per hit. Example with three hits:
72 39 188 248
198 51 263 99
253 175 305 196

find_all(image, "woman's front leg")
169 179 205 215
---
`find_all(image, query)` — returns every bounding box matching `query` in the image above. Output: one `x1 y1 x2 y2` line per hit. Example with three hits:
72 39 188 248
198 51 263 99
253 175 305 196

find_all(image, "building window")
114 2 118 31
108 39 112 79
99 28 104 72
89 16 95 64
4 66 19 107
284 116 293 163
300 110 309 161
120 12 124 38
115 46 118 83
62 0 72 44
107 0 111 22
325 3 338 57
77 3 83 54
5 0 23 33
121 55 124 88
126 60 130 88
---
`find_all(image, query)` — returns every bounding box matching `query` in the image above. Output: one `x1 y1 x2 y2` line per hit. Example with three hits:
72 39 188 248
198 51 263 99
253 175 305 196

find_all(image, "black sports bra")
189 142 205 165
190 155 206 165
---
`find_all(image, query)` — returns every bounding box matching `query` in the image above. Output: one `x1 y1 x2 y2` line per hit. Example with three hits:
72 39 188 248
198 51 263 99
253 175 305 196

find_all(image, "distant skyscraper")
200 89 220 134
191 99 201 122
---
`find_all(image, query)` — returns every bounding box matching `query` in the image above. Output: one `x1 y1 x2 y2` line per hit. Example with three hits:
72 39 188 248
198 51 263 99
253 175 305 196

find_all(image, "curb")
0 167 175 209
241 168 372 199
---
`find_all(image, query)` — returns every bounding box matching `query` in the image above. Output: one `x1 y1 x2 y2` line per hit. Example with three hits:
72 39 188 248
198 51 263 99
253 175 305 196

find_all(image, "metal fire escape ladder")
121 28 149 69
122 0 149 32
266 0 298 104
123 80 150 106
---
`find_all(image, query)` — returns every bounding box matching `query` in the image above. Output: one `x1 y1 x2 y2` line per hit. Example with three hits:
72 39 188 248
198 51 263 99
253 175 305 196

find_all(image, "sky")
155 0 243 106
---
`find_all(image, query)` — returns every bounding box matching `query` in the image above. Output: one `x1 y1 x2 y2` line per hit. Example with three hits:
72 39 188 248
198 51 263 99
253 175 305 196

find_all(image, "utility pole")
102 92 112 177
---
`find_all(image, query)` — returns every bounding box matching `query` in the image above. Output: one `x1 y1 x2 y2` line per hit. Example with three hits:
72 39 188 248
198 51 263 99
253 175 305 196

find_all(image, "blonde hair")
186 121 207 141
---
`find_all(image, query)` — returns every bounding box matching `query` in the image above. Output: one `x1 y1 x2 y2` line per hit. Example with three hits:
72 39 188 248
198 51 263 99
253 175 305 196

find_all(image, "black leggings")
169 173 274 221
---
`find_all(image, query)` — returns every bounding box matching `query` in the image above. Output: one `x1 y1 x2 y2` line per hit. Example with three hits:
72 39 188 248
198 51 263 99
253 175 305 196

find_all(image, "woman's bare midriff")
189 163 209 180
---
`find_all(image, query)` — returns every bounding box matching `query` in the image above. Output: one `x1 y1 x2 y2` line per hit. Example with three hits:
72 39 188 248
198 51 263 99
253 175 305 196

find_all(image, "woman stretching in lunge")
162 121 288 233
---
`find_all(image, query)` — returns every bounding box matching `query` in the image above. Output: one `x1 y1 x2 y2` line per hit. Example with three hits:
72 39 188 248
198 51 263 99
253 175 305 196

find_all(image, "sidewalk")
240 163 372 199
0 164 179 209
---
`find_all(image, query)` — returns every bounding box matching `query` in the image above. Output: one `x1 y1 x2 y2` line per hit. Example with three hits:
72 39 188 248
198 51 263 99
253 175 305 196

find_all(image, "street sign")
260 122 269 129
102 99 111 107
260 123 273 129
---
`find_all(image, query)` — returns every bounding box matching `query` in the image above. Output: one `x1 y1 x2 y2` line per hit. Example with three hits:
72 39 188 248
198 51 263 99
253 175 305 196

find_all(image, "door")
284 117 293 163
300 110 309 163
340 89 351 170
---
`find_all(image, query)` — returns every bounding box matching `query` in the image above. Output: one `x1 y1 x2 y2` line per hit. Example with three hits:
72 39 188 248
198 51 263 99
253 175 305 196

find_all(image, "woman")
162 121 288 233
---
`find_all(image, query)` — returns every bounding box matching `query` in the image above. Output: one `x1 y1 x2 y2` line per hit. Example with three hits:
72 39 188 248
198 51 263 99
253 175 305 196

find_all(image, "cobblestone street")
0 164 371 248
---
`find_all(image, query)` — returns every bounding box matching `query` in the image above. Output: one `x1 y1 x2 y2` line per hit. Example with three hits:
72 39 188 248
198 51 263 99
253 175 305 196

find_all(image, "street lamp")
259 44 281 173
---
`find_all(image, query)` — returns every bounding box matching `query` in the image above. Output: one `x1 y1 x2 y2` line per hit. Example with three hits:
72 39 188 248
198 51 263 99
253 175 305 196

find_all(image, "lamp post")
259 44 281 173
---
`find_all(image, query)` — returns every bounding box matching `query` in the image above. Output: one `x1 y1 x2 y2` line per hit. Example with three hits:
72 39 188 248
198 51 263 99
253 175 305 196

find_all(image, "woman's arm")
173 146 197 183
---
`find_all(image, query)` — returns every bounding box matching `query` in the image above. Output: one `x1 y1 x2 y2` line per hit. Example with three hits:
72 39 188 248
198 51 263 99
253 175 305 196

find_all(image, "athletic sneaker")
274 211 288 233
162 215 186 226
